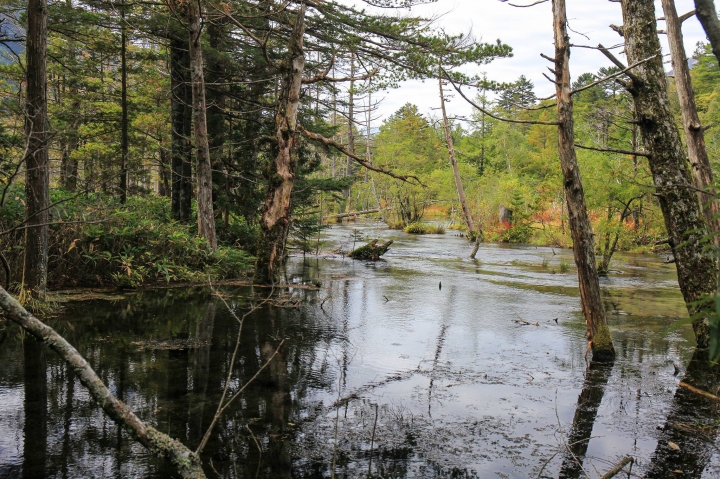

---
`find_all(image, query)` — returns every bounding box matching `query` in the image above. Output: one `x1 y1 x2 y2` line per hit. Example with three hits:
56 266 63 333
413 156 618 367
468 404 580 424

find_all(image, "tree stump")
349 239 393 260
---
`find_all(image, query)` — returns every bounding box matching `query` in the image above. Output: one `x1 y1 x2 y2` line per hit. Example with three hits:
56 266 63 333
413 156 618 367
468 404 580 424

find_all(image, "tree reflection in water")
559 361 613 479
645 349 720 478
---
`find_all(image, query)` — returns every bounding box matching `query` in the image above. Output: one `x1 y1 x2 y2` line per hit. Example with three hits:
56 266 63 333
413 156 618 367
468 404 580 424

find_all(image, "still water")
0 222 718 478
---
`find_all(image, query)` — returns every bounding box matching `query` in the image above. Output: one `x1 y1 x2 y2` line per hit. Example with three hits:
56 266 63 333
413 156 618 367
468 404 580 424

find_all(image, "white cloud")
348 0 709 123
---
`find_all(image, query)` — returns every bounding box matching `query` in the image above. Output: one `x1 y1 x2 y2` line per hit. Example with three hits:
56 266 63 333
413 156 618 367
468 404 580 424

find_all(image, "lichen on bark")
621 0 717 348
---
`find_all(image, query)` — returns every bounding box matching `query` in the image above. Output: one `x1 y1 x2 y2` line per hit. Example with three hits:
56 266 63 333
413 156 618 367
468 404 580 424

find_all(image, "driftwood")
599 456 634 479
679 380 720 401
323 208 384 220
349 239 393 260
513 319 539 326
0 287 206 478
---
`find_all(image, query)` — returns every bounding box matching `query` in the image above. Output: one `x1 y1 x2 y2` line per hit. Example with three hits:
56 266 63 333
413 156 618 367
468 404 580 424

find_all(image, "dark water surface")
1 222 719 478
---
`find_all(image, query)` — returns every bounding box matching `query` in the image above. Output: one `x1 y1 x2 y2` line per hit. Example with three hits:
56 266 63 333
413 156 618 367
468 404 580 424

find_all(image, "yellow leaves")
67 239 80 253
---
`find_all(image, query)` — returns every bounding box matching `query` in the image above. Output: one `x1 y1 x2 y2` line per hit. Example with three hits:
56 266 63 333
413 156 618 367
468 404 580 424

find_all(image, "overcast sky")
352 0 709 123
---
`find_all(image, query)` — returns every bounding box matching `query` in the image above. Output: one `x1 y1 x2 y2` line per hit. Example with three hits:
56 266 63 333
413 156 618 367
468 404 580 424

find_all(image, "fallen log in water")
349 239 393 260
323 208 384 220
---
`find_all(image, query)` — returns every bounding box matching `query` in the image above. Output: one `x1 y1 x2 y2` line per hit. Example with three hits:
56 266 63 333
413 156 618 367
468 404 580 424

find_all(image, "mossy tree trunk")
254 6 306 285
119 0 129 204
553 0 615 361
24 0 50 299
621 0 717 348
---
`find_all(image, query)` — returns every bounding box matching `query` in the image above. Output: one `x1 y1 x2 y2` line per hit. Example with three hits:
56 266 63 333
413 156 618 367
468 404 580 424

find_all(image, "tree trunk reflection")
645 349 720 478
559 361 612 478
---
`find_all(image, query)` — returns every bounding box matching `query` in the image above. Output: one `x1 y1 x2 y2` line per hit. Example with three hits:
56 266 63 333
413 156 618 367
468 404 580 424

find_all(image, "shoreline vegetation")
0 188 667 295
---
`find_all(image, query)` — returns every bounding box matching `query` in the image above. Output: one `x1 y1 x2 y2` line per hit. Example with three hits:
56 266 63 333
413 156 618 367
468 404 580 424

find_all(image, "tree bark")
170 37 193 222
0 287 207 478
439 76 475 235
695 0 720 65
662 0 720 237
553 0 615 361
24 0 50 299
621 0 717 348
187 0 217 250
119 0 129 204
254 6 306 285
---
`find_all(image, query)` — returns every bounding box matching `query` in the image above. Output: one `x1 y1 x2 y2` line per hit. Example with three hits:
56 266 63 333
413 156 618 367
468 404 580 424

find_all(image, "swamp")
3 0 720 477
1 223 717 478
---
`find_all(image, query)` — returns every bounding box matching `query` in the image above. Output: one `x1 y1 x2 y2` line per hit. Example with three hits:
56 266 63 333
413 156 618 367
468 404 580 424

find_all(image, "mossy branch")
0 287 207 479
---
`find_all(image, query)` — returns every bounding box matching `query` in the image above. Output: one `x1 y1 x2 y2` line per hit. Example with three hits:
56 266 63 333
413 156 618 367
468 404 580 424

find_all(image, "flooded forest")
2 0 720 478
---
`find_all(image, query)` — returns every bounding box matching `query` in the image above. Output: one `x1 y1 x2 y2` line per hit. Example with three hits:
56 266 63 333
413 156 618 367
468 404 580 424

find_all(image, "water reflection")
645 349 720 478
23 336 47 479
559 361 612 479
0 223 716 478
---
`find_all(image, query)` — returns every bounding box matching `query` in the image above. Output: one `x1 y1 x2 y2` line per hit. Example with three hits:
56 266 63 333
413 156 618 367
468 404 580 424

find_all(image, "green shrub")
404 222 427 234
0 190 254 289
403 222 446 235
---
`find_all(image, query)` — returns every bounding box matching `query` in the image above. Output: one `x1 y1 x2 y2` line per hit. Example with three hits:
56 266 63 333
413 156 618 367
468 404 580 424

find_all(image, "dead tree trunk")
188 0 217 250
438 76 475 236
170 37 193 222
553 0 615 361
254 6 306 284
0 287 207 478
662 0 720 236
695 0 720 64
343 51 355 201
24 0 50 299
621 0 717 348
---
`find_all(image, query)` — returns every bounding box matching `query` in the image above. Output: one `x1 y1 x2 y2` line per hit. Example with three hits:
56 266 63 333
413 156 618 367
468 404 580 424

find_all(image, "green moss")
349 239 393 260
592 325 616 363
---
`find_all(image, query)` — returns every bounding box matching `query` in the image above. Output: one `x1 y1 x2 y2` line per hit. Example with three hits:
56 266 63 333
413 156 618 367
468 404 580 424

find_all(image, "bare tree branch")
575 142 651 157
570 52 660 96
442 69 560 126
298 126 427 185
499 0 549 7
